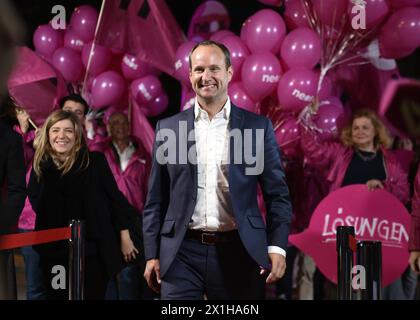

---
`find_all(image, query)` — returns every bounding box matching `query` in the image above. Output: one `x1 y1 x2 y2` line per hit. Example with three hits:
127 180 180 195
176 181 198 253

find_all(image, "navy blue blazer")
143 104 292 277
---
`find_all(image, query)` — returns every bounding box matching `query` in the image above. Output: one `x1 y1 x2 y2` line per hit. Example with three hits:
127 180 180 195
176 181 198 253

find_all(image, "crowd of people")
0 14 420 300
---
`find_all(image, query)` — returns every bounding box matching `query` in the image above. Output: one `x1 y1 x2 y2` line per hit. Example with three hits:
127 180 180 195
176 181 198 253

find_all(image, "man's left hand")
264 253 286 284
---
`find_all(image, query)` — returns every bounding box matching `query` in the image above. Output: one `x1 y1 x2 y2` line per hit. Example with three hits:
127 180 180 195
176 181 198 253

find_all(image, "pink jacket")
100 137 150 214
300 128 409 204
13 125 36 231
409 165 420 251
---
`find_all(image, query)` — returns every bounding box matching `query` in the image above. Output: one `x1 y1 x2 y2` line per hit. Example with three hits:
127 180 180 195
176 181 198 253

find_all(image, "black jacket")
0 119 26 235
28 151 142 277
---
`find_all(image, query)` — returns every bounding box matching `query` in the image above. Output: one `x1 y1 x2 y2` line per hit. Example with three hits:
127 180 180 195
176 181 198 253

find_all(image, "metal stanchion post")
337 226 356 300
357 241 382 300
69 220 85 300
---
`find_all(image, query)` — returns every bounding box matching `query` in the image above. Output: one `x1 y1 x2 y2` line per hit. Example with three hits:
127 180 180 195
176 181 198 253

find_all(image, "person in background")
28 110 140 299
100 109 151 300
409 165 420 274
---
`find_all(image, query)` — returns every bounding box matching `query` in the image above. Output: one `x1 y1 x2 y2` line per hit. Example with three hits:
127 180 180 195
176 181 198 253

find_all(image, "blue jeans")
19 230 46 300
105 264 142 300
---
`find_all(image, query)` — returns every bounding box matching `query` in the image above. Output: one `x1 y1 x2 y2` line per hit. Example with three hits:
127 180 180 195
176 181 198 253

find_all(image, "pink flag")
7 47 67 127
94 0 186 77
130 96 154 156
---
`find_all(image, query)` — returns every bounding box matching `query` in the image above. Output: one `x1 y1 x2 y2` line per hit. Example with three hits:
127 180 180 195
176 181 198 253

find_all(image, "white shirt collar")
194 97 231 121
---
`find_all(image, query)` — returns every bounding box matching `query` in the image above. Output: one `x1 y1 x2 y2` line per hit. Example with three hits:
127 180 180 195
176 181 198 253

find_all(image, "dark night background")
10 0 420 125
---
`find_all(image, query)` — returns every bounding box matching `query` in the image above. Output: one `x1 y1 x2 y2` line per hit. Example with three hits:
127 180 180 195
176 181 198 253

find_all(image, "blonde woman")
28 110 141 300
300 108 411 300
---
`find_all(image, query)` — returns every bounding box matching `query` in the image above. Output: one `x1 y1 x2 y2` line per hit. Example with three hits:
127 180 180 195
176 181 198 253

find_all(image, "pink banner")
7 47 67 126
289 184 411 287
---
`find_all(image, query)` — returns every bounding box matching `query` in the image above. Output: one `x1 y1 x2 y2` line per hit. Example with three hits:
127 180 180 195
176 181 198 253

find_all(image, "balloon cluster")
32 5 168 117
175 0 420 159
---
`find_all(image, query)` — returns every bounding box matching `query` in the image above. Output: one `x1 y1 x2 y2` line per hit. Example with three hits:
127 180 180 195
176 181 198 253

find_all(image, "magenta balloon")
130 75 163 106
181 87 196 111
275 117 301 159
82 42 111 76
283 0 310 29
241 52 282 101
314 97 344 141
312 0 347 27
228 82 256 112
64 27 85 52
121 54 151 80
240 15 252 43
348 0 390 29
277 67 318 112
210 30 236 42
243 9 286 54
33 24 63 58
378 7 420 57
280 28 321 69
174 41 196 85
219 35 250 81
52 47 83 83
390 0 420 8
142 92 168 117
70 5 98 42
91 71 125 109
258 0 283 6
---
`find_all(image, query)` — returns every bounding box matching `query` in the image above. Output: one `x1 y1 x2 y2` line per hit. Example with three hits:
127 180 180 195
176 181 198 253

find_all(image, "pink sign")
289 185 411 287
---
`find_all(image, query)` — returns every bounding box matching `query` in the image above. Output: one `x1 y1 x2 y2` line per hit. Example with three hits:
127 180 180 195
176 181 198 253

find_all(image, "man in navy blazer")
143 40 292 299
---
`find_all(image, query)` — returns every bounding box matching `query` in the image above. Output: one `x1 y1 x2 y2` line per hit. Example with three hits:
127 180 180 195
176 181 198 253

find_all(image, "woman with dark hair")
28 110 141 299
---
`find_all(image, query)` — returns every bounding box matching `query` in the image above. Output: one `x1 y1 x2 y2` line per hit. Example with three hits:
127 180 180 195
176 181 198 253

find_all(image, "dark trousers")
0 250 17 299
161 236 265 300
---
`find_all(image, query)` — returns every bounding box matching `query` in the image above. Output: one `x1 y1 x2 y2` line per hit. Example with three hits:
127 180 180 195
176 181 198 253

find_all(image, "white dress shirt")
113 141 136 172
189 98 285 257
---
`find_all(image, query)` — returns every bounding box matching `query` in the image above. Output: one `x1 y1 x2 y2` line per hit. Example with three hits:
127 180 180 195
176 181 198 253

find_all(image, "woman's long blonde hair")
340 108 392 150
33 110 89 178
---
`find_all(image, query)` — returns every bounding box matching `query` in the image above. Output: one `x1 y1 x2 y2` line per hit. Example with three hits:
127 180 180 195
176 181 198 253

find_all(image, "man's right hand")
144 258 161 293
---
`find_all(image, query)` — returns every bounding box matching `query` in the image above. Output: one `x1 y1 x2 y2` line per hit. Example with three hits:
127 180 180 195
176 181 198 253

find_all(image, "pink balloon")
243 9 286 54
91 71 125 109
130 75 163 106
241 52 282 102
240 16 252 43
312 0 347 27
33 24 63 58
258 0 283 6
82 42 111 76
64 27 85 52
314 97 345 141
228 82 256 112
277 67 318 113
210 30 236 42
181 87 196 111
70 5 98 42
187 1 230 40
280 28 321 69
348 0 390 29
275 117 301 159
174 41 196 85
378 7 420 58
52 47 83 83
283 0 310 29
390 0 420 8
142 92 168 117
121 54 151 80
219 35 250 81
